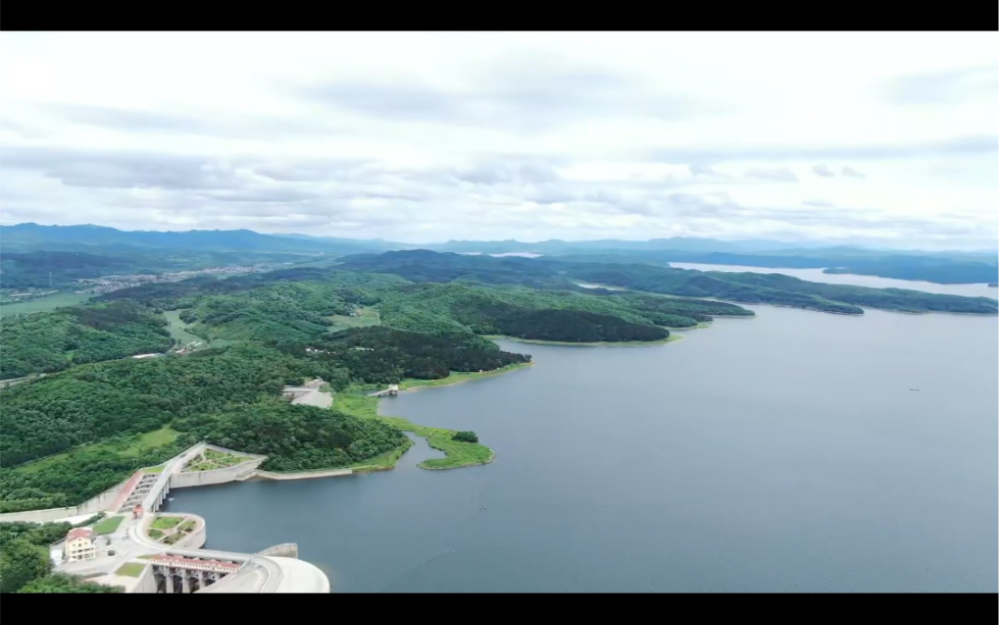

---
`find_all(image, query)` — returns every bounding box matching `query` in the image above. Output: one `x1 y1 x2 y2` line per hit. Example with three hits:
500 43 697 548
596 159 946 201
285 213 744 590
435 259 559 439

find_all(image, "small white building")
64 528 97 562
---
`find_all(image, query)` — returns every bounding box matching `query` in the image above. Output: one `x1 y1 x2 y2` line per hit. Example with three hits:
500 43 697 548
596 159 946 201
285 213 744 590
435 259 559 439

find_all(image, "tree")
452 431 478 443
0 538 52 593
19 573 123 593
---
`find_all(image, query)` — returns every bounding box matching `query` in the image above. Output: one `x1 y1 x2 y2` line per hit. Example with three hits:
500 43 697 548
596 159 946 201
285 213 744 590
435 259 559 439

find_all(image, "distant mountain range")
1 222 996 285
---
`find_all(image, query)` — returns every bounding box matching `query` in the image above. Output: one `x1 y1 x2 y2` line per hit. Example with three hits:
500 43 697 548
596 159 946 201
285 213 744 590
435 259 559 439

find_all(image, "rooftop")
67 528 94 541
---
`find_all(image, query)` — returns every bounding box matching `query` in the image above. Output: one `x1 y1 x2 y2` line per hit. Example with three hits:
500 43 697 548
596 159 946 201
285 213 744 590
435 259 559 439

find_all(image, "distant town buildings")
64 528 97 562
74 265 266 295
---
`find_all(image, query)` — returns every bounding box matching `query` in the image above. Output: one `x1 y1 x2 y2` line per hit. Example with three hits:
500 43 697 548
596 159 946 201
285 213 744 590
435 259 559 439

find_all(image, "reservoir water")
669 262 998 300
166 305 998 592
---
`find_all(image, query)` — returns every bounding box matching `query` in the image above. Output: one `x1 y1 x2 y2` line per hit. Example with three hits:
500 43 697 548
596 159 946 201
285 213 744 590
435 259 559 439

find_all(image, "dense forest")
174 400 407 472
0 343 313 467
0 300 175 379
377 282 751 339
299 326 532 384
0 326 532 510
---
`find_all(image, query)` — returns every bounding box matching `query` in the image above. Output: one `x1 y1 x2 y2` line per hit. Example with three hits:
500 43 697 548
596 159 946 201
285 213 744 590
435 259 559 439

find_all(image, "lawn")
93 515 125 535
163 310 203 345
0 292 91 318
163 310 236 350
182 449 249 472
150 516 182 530
327 306 381 333
115 562 146 577
336 391 495 470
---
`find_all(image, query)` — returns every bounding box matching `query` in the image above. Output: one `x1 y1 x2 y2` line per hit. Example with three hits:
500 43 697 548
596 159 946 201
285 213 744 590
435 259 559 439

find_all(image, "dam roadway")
132 444 329 592
50 441 330 593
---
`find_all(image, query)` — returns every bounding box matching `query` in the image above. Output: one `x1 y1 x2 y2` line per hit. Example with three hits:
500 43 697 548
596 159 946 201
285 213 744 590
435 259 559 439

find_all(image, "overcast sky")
0 32 996 249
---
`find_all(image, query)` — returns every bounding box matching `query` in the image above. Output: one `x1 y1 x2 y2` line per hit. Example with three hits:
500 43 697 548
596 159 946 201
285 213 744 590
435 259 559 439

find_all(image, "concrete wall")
131 563 159 594
170 457 266 489
258 543 298 558
0 476 131 523
252 468 352 481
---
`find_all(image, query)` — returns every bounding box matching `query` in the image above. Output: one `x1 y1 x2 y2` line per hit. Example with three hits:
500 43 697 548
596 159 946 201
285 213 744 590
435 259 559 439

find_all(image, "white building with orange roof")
64 527 97 562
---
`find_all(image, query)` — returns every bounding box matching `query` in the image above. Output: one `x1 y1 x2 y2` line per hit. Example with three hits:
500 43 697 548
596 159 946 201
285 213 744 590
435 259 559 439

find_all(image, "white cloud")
0 32 996 249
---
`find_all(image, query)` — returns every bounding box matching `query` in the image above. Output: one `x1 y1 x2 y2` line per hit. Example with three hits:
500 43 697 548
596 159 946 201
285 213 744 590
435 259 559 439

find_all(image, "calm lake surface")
167 305 998 592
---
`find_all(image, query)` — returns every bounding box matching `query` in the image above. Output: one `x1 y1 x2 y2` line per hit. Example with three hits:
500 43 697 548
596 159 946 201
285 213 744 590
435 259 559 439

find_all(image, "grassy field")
327 306 381 333
93 515 125 535
336 391 495 470
350 438 414 471
163 310 203 345
164 310 238 350
143 465 166 473
0 292 91 318
115 563 146 577
182 449 249 472
150 516 182 530
14 427 180 475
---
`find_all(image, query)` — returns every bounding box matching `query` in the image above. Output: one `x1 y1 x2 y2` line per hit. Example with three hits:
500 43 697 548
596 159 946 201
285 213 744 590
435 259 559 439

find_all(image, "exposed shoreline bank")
484 334 683 347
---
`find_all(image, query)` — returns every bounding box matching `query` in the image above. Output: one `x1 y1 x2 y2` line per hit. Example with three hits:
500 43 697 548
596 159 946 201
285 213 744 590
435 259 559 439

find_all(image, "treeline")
0 434 189 512
2 327 532 509
174 400 407 472
340 251 998 315
375 282 749 341
0 344 311 467
290 326 531 385
823 259 998 285
0 300 175 379
182 282 352 344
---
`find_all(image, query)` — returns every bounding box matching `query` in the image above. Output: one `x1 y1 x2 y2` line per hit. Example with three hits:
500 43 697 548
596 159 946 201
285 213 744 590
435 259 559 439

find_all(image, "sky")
0 32 996 249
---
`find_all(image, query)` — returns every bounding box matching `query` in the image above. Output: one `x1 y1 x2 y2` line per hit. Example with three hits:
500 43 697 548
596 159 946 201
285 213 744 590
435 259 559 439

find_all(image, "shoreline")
484 334 683 347
397 361 535 392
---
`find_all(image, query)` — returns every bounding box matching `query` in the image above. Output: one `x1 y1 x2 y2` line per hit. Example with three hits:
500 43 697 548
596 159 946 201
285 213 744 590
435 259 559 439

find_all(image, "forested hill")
0 331 522 512
337 250 999 315
550 250 999 285
0 222 370 254
0 300 174 380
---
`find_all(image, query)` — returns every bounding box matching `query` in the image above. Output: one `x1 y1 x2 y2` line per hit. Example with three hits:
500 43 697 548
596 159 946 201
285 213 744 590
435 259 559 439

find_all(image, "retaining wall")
258 543 299 558
0 476 132 523
170 457 266 489
252 468 352 481
131 563 159 594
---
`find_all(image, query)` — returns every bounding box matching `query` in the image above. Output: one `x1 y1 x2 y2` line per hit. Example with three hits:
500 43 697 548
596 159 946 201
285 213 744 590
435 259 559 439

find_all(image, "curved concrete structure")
134 452 329 592
45 441 331 593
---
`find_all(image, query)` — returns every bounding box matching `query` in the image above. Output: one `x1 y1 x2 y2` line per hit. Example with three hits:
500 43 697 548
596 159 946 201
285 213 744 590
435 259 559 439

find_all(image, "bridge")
104 443 330 593
149 554 241 593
